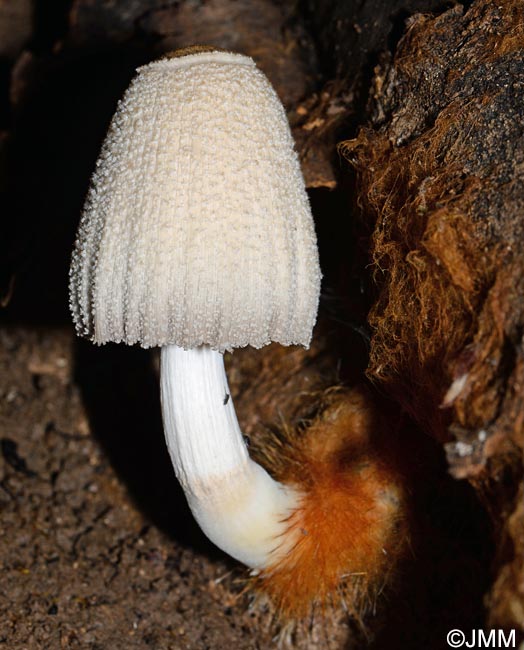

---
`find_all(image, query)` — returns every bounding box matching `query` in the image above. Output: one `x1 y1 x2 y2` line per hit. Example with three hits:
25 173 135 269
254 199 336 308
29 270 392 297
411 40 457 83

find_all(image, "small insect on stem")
224 392 230 405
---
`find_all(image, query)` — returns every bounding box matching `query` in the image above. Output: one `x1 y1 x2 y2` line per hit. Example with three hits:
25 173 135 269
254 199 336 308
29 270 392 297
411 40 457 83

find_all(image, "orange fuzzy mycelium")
252 388 409 622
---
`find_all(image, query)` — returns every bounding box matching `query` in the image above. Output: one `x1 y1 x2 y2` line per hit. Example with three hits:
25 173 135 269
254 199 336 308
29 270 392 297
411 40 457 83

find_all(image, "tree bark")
320 0 524 632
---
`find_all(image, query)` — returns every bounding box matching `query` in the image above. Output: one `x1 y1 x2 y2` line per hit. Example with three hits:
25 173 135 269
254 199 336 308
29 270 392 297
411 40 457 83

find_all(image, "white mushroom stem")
160 344 299 569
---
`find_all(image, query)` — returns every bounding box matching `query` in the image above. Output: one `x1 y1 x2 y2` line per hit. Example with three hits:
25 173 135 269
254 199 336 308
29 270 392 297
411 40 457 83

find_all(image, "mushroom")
69 49 321 570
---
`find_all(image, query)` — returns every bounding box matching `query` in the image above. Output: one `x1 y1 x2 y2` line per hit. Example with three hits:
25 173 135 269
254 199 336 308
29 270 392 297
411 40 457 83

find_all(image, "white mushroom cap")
69 50 321 351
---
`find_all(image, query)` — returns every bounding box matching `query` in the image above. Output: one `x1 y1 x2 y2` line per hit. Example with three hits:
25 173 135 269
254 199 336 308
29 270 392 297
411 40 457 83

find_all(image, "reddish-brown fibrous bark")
340 0 524 628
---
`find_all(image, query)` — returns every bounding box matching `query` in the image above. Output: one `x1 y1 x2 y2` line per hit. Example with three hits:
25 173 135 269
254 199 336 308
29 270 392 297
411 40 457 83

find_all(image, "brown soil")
0 326 350 649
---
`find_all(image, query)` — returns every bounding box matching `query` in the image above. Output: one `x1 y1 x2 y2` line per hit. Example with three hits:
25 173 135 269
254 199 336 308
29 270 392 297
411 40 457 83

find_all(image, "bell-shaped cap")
69 50 321 351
